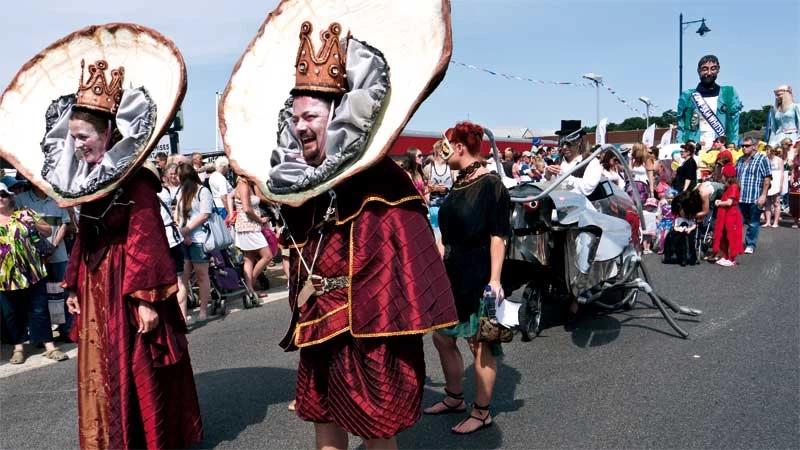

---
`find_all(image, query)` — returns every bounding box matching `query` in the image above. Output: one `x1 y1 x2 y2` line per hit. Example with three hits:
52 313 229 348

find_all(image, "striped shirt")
735 152 771 204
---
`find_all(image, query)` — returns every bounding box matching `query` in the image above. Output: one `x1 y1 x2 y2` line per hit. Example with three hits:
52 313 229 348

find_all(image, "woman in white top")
233 178 273 297
629 143 655 199
175 164 214 321
157 175 188 319
600 150 625 189
765 145 785 228
543 139 603 196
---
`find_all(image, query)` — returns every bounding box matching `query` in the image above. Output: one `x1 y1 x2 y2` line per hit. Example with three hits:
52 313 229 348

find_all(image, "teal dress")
768 103 800 146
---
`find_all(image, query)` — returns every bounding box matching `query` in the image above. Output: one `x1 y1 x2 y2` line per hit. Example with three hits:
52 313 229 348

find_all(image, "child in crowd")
710 164 744 267
663 202 697 266
530 158 546 182
655 189 677 254
642 197 659 254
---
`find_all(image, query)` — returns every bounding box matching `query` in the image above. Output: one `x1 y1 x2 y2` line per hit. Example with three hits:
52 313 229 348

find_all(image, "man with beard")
259 19 458 450
677 55 742 151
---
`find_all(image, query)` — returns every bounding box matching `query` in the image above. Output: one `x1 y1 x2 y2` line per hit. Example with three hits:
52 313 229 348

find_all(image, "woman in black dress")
673 141 698 192
423 121 511 435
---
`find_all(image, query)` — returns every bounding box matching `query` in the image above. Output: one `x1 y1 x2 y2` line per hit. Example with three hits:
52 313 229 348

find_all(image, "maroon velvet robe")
279 157 458 350
64 170 202 450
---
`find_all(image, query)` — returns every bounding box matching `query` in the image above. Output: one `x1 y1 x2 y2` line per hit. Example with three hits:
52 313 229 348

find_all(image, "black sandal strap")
473 402 490 411
444 388 464 400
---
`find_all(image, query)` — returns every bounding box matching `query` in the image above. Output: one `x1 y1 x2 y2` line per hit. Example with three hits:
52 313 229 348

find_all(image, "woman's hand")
182 233 192 246
714 199 721 207
66 291 80 314
137 301 160 334
488 279 503 300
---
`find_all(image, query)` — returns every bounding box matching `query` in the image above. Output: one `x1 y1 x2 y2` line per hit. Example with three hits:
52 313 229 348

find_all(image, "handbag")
22 210 55 258
202 206 234 253
262 225 280 257
476 291 513 343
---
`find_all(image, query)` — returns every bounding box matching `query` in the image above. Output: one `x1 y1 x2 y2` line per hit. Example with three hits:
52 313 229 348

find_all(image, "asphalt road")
1 224 798 449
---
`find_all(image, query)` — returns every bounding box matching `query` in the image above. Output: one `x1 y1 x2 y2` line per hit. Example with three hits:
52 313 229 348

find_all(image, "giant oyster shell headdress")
0 23 186 207
220 0 452 206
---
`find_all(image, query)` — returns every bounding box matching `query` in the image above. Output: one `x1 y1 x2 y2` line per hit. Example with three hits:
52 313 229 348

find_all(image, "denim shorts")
183 243 210 263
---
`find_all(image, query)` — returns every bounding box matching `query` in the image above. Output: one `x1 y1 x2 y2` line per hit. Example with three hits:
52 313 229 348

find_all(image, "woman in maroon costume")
62 81 202 448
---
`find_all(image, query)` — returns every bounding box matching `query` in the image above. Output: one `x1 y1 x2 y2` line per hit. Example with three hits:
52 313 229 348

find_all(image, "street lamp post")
583 73 603 128
639 97 652 128
679 13 711 96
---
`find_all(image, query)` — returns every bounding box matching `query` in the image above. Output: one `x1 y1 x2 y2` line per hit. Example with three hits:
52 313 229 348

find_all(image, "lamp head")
696 19 710 36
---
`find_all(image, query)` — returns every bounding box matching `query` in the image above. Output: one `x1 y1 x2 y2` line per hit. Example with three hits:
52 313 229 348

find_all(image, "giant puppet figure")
0 24 202 449
677 55 743 150
768 84 800 146
220 0 457 448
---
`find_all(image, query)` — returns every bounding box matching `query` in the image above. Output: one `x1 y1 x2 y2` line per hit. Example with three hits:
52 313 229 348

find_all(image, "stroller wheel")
243 291 256 309
209 288 221 316
519 282 544 342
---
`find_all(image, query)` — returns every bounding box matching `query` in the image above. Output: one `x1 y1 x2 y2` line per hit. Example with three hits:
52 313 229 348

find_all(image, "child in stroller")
663 203 698 266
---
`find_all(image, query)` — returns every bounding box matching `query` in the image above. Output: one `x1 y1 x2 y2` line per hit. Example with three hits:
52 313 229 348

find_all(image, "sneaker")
717 258 734 267
744 247 754 254
643 249 653 255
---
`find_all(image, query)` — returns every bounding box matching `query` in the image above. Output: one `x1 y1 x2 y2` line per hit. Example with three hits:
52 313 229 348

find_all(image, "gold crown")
293 22 348 95
75 59 125 115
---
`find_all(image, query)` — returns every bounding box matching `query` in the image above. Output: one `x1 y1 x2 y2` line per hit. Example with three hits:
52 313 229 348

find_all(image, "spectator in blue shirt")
735 137 772 254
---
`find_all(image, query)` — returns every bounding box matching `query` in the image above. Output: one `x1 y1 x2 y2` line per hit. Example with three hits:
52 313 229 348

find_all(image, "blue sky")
1 0 797 152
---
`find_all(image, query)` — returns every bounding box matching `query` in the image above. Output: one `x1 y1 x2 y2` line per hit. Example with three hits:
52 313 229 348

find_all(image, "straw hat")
0 23 186 207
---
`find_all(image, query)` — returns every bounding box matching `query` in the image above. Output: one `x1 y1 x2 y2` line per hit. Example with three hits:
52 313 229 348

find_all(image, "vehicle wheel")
518 282 544 342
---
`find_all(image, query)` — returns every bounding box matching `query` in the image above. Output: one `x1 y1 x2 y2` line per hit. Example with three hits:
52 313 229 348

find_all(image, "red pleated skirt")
295 334 425 439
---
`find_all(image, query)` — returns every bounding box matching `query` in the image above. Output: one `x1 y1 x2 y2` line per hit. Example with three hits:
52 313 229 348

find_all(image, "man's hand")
137 302 160 334
757 194 766 208
66 291 80 314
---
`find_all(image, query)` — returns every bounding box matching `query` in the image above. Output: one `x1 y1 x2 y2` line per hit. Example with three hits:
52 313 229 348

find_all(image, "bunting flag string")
449 59 658 119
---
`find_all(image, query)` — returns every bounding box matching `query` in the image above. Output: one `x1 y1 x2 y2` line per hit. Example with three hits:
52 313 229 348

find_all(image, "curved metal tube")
508 144 646 232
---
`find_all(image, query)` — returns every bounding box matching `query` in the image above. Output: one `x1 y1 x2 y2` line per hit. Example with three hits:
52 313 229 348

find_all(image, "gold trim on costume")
295 326 351 348
346 220 456 338
335 195 423 225
129 284 178 303
296 304 348 328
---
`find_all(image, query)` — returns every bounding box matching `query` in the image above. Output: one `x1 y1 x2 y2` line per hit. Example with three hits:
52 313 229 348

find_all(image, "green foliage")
583 106 771 134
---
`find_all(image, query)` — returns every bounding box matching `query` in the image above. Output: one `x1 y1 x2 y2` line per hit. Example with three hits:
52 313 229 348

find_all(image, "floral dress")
0 209 47 291
656 199 674 252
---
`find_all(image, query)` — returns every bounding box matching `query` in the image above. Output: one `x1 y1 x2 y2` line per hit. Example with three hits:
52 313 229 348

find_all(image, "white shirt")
208 171 232 209
557 156 603 196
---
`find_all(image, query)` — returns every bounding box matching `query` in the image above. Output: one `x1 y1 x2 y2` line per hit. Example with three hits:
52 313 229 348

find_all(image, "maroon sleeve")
62 233 82 291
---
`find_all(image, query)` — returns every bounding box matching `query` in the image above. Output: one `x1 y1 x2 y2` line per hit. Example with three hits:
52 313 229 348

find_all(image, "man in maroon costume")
275 21 458 450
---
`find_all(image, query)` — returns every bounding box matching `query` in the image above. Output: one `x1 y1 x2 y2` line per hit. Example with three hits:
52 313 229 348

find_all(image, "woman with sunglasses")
404 147 428 204
0 183 67 364
424 121 511 435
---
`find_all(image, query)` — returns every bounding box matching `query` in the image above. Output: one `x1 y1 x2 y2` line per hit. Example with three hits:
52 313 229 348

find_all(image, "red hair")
445 121 484 156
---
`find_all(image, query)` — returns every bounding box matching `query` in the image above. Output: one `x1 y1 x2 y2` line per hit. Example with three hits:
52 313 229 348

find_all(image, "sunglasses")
742 144 754 148
0 192 11 199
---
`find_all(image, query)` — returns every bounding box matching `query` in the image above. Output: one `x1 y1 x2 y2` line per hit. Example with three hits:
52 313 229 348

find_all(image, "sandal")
43 348 69 362
287 399 296 412
451 403 493 435
10 349 25 365
423 388 466 415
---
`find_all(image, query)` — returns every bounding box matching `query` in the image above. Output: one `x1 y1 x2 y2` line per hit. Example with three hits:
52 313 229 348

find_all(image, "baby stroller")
695 205 716 257
187 248 261 315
